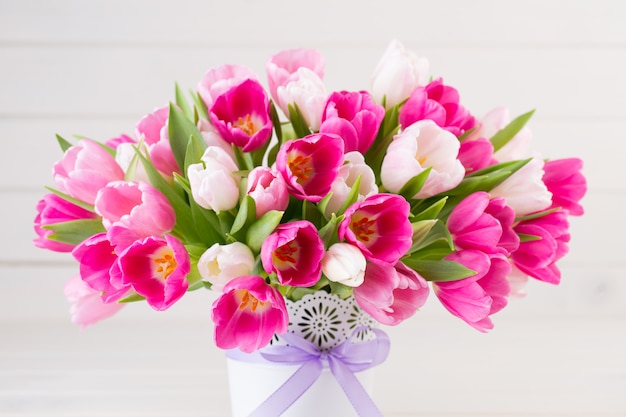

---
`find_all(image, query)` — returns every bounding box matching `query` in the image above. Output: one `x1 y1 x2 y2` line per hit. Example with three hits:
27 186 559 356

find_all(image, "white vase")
227 291 382 417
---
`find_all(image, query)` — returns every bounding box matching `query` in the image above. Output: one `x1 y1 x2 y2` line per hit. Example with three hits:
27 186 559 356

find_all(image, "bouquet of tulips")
34 40 586 354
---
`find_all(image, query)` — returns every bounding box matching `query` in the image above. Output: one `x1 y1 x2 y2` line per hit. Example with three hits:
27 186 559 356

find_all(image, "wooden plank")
1 0 625 46
0 45 624 120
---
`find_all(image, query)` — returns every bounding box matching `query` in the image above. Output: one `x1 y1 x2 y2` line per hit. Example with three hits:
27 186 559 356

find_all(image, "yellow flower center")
288 154 314 183
273 241 298 267
235 114 258 136
351 216 377 243
236 290 267 313
153 249 177 280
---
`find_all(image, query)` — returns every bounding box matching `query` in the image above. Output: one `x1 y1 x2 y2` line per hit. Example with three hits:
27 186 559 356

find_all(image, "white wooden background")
1 0 625 416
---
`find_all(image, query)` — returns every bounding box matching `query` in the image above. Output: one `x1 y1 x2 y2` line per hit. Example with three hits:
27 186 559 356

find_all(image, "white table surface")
2 313 624 417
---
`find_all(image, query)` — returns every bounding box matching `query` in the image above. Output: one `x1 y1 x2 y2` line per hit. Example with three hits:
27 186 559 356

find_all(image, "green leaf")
515 206 561 222
175 82 194 120
230 195 257 236
410 220 438 251
118 293 146 303
318 213 341 247
168 103 204 173
408 219 454 254
44 187 96 213
191 91 210 121
490 109 535 152
518 233 542 242
269 100 283 144
184 132 207 174
411 197 448 221
246 210 284 252
316 192 333 219
287 103 311 138
55 134 73 152
401 258 476 282
398 167 432 200
336 175 362 216
43 219 106 245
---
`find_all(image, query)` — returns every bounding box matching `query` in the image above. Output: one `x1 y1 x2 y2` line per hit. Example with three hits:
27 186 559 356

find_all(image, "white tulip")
198 242 256 292
321 243 367 287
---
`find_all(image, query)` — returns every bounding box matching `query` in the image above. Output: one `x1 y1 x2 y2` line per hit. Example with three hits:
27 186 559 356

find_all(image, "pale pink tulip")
135 106 181 176
95 181 176 251
188 146 240 212
490 157 552 216
275 67 327 132
64 274 125 329
212 275 289 353
53 139 125 205
321 243 367 287
354 261 429 326
370 39 429 108
381 120 465 198
198 64 258 108
324 151 378 217
266 48 325 107
198 242 256 292
246 167 290 218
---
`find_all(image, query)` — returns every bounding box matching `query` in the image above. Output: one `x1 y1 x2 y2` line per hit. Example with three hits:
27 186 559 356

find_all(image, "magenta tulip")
458 138 497 173
511 211 571 285
354 261 429 326
209 79 273 152
34 193 99 252
543 158 587 216
212 275 289 353
338 194 413 265
275 133 344 202
261 220 325 287
117 235 190 310
398 78 476 137
319 90 385 153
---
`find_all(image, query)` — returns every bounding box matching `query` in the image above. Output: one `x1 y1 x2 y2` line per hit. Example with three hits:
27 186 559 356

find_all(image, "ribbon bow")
227 328 390 417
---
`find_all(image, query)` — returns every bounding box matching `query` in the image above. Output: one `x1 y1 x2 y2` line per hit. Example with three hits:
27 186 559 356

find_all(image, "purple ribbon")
227 328 390 417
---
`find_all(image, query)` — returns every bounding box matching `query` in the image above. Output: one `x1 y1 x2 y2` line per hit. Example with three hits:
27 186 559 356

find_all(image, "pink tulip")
354 261 429 326
117 235 190 311
447 192 519 256
319 90 385 154
72 233 131 303
381 120 465 198
434 250 511 332
64 274 125 329
135 106 181 176
490 157 552 216
209 79 273 152
198 64 258 108
246 167 290 218
266 48 325 107
211 275 289 353
34 193 99 252
275 68 328 132
399 78 476 137
511 210 571 285
261 220 325 287
95 181 176 251
324 151 378 218
187 146 241 212
53 139 125 205
105 134 134 149
338 194 413 265
275 133 344 202
370 39 430 109
458 138 497 173
543 158 587 216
